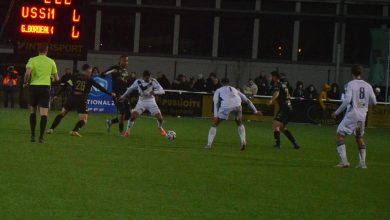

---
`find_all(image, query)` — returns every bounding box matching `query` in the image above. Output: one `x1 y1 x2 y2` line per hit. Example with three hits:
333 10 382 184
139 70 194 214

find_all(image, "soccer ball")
166 130 176 141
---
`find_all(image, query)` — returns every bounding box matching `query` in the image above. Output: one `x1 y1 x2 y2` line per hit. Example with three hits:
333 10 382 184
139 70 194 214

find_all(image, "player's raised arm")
268 90 279 106
152 79 165 95
369 85 377 106
100 67 117 77
91 78 114 97
212 90 220 118
238 91 259 114
334 83 352 116
54 79 72 97
120 80 138 99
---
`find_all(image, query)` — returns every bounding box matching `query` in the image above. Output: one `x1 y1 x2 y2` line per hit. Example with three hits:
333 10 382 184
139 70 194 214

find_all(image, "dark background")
0 0 389 64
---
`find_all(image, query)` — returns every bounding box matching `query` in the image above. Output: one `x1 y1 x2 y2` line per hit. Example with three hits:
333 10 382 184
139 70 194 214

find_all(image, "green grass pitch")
0 108 389 219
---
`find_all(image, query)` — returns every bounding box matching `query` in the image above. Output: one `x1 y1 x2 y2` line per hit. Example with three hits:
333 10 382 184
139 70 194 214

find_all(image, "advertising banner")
367 105 390 128
128 91 204 117
87 75 116 113
291 99 342 125
84 88 388 128
242 97 274 122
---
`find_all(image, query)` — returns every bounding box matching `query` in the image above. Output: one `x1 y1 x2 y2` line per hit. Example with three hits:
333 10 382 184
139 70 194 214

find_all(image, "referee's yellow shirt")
26 55 57 86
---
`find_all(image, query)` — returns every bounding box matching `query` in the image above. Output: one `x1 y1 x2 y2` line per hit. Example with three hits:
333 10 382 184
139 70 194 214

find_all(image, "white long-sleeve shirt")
121 78 165 101
213 86 258 117
335 79 377 119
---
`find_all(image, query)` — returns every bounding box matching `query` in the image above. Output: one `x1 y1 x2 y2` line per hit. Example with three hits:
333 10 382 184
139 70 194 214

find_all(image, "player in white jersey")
205 78 262 150
331 65 377 169
119 70 167 137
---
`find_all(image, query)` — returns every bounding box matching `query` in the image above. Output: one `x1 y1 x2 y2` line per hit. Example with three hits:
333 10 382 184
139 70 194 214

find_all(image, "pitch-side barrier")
83 89 390 128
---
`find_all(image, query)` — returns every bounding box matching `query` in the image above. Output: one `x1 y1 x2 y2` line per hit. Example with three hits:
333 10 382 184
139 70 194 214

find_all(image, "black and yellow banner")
368 105 390 128
129 91 390 128
54 88 390 128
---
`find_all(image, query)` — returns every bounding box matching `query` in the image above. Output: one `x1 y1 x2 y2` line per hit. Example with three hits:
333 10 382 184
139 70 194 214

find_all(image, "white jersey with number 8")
335 79 377 136
336 80 377 119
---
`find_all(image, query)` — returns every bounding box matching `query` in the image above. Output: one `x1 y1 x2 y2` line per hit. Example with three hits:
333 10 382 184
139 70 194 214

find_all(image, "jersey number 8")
359 87 365 99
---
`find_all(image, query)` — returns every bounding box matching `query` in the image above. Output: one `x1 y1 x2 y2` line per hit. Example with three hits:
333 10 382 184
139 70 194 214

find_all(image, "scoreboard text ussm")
15 0 89 60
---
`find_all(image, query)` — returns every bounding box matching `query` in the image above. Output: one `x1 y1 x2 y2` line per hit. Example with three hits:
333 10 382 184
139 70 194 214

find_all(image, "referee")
23 43 59 143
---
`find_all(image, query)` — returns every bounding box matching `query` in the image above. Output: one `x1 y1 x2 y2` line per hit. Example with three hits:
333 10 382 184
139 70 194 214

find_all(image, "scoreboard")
14 0 89 60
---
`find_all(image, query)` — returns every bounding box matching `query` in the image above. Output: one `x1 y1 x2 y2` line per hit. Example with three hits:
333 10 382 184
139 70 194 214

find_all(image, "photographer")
2 65 19 108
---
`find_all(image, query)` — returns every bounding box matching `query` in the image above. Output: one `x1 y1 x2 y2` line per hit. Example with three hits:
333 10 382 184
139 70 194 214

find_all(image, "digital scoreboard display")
14 0 89 60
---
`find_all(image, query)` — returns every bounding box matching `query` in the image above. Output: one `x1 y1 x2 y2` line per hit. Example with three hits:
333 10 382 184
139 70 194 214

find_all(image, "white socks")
337 142 367 166
238 125 246 145
207 125 246 147
127 120 135 132
337 144 348 164
157 120 163 129
359 148 366 165
207 127 217 146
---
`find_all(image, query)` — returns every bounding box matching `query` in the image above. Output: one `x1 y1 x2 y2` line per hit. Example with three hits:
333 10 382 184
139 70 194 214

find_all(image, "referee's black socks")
30 113 37 137
40 116 47 139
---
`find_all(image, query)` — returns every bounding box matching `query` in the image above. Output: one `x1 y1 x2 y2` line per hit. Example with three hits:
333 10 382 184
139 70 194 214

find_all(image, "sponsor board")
367 105 390 128
87 76 116 113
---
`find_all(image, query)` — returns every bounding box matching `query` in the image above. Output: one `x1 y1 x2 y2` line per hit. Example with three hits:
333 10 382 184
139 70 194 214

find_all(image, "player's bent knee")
40 108 49 116
212 119 221 127
131 112 139 118
355 137 364 145
31 106 38 114
336 134 345 142
155 114 163 120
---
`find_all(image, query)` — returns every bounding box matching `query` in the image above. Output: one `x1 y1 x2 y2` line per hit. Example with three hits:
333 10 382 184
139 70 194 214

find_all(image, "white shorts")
133 100 161 116
217 106 242 120
337 112 365 137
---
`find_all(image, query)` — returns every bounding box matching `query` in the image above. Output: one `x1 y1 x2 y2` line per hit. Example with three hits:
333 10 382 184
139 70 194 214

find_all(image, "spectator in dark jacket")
293 81 305 98
206 72 221 93
304 84 318 100
206 72 217 87
206 77 221 93
374 87 385 102
172 74 191 90
255 73 269 95
193 74 207 92
327 83 341 100
126 72 137 87
157 73 171 89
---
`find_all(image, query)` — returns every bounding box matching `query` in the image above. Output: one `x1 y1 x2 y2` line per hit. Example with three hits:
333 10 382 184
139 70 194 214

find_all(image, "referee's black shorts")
30 85 51 108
